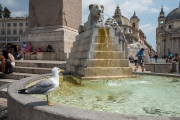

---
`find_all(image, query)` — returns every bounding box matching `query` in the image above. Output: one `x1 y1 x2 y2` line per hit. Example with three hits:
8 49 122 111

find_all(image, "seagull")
18 67 64 106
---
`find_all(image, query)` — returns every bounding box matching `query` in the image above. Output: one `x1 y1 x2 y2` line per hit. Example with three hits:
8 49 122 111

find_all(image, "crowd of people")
0 41 33 74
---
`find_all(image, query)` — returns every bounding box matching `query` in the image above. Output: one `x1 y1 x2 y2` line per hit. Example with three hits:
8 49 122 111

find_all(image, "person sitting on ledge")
1 50 15 67
172 53 179 62
0 55 13 74
17 41 32 60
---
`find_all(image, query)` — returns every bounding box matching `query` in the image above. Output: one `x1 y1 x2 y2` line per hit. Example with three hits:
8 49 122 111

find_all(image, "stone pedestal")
66 27 132 79
21 25 78 60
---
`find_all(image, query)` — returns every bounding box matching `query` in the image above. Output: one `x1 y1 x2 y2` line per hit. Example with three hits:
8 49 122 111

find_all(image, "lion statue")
78 4 104 34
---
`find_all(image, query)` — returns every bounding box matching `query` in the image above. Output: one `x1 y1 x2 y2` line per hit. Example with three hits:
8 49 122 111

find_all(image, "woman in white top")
0 50 15 67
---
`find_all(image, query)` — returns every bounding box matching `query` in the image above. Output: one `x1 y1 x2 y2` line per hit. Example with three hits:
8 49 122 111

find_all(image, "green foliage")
0 4 2 18
3 7 11 18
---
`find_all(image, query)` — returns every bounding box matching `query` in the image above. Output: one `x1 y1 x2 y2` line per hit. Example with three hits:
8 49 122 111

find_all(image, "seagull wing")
26 79 55 94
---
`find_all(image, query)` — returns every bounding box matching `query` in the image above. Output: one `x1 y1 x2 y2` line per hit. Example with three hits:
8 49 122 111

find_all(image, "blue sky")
1 0 179 50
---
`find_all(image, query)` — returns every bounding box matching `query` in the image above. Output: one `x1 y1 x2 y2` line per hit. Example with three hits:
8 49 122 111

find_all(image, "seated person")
20 41 27 51
31 48 45 54
172 53 179 62
17 41 32 60
1 50 15 67
0 55 13 74
165 56 169 63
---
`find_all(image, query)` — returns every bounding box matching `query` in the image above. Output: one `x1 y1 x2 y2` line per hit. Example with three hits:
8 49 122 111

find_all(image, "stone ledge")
24 52 67 61
145 63 173 73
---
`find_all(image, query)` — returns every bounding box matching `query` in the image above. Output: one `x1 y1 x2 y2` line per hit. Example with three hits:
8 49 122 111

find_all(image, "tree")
0 4 2 18
3 7 11 18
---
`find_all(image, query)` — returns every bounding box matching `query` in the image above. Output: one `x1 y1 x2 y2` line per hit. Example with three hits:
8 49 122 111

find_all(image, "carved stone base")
21 25 78 60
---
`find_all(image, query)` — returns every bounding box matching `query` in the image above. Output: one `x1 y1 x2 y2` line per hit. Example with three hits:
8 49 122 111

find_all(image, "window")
133 23 135 28
160 21 164 25
13 29 17 35
2 23 4 27
169 25 172 29
7 38 12 41
1 30 5 35
13 23 17 27
129 29 131 33
7 23 11 27
19 29 23 34
19 23 23 27
124 28 126 32
26 22 28 26
7 29 11 35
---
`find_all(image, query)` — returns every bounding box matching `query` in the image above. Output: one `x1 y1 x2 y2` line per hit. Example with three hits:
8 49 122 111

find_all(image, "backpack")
46 45 53 52
137 50 143 59
169 53 173 58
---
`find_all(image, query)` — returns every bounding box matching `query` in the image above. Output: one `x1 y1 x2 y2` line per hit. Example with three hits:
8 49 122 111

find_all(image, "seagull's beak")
60 69 64 73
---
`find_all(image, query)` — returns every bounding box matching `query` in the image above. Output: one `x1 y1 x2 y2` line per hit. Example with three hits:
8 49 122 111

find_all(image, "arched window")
169 25 172 29
160 21 163 25
133 23 135 28
6 38 12 41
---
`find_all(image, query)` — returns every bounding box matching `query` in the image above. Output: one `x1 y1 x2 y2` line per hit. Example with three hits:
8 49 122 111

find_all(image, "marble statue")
78 4 104 34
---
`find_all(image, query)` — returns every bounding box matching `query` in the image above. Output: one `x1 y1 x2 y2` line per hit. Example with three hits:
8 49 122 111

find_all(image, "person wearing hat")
134 48 146 72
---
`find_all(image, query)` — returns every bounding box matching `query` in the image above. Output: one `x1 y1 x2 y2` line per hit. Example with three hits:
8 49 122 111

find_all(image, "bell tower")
158 5 165 28
130 11 140 38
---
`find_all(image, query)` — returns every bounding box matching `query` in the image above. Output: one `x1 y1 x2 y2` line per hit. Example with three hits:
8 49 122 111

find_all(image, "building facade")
106 5 153 57
0 17 28 43
156 5 180 57
112 6 151 48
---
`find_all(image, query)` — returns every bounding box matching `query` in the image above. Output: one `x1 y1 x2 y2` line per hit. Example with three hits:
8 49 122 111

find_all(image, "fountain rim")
8 73 180 120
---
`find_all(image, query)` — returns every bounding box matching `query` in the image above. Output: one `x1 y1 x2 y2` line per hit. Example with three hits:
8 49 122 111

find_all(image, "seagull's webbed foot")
47 101 54 106
46 95 54 106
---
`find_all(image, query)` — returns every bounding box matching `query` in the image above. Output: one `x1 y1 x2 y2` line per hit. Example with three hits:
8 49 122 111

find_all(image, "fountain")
66 5 132 79
7 3 180 120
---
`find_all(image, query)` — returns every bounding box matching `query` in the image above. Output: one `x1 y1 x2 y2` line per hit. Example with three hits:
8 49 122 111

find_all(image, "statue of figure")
78 4 104 34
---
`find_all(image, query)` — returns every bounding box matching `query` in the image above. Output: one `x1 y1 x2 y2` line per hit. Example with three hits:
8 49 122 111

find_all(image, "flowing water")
34 75 180 117
100 13 127 42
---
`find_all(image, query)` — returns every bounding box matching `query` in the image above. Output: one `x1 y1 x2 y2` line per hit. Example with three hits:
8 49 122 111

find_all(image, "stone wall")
29 0 82 29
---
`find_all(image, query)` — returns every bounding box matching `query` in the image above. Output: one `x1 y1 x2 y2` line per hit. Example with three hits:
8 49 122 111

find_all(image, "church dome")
112 5 131 26
165 6 180 23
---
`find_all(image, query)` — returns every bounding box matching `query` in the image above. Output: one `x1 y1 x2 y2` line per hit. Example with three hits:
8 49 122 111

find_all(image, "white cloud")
82 0 154 22
148 8 159 13
140 23 156 34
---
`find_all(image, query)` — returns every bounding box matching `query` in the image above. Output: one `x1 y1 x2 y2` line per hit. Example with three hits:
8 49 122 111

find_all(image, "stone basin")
7 73 180 120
